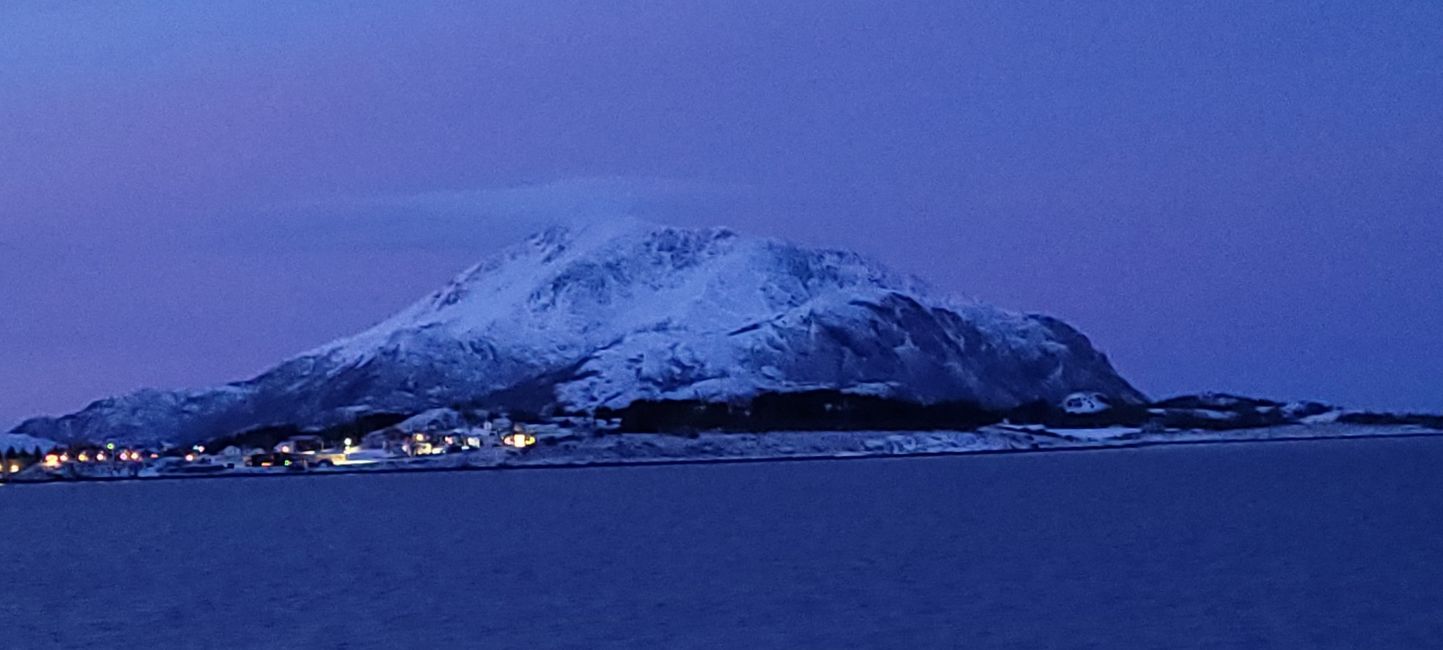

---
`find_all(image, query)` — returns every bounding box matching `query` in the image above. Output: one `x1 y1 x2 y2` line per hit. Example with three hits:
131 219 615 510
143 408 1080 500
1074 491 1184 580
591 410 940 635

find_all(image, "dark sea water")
3 437 1442 649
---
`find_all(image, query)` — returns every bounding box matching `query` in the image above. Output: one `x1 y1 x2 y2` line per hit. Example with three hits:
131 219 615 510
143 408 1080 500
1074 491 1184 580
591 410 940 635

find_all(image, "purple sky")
2 2 1441 428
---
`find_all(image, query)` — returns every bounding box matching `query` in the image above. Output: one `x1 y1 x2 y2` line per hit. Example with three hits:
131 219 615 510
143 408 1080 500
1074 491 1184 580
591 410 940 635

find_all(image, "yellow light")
184 453 196 462
280 445 291 453
59 453 70 463
96 452 107 461
414 433 426 442
77 452 90 463
8 463 19 473
503 434 536 449
344 438 353 447
44 454 60 468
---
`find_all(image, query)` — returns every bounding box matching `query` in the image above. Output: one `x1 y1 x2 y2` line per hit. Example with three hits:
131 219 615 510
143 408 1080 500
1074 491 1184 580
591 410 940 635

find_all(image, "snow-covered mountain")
12 219 1143 445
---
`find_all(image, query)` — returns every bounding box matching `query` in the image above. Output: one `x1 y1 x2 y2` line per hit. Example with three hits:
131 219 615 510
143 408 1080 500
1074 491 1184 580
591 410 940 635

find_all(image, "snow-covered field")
360 422 1443 471
492 423 1443 469
3 435 1441 648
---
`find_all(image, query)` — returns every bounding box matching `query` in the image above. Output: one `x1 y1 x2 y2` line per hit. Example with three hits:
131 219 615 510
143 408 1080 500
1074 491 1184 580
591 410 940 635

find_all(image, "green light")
106 442 116 450
283 460 292 467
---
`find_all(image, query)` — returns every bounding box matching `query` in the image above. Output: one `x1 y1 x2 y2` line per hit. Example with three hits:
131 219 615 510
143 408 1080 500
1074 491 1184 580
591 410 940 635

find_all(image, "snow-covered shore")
11 423 1441 484
468 422 1443 468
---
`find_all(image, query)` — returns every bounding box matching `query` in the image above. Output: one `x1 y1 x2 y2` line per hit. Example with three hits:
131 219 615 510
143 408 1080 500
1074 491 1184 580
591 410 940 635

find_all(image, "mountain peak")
320 219 924 361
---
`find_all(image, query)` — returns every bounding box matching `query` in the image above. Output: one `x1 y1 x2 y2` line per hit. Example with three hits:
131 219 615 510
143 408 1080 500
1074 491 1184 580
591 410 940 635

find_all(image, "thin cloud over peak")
236 177 756 253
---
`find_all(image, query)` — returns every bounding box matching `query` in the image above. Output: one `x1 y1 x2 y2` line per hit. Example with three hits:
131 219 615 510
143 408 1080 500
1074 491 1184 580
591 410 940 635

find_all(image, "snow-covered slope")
0 432 59 453
12 219 1142 445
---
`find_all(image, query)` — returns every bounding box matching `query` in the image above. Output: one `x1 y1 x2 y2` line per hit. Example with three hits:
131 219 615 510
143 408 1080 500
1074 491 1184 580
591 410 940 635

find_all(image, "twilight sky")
2 2 1441 428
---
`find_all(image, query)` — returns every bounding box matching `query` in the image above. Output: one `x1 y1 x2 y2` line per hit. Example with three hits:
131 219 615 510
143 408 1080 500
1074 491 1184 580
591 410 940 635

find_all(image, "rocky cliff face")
13 219 1143 445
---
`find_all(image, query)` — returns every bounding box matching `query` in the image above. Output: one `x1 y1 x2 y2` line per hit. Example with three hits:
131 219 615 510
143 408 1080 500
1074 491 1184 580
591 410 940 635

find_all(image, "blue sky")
1 1 1441 426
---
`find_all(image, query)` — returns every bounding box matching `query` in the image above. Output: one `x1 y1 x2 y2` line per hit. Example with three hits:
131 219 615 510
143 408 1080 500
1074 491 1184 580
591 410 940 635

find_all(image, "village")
4 392 1436 486
0 409 592 483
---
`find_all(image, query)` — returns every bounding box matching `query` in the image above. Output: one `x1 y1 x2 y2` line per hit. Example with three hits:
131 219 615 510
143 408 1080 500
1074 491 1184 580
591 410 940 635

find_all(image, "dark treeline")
596 390 1153 434
185 391 1438 449
1337 411 1443 429
4 447 40 463
204 412 413 452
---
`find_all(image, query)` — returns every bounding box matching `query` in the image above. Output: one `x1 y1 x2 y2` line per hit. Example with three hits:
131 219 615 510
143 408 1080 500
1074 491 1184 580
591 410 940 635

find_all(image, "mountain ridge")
13 219 1143 445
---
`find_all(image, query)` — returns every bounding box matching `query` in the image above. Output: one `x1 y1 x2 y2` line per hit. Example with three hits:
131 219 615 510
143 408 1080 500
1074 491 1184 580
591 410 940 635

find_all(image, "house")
1062 392 1112 415
501 424 537 450
359 429 443 456
274 435 325 455
217 446 251 469
246 452 279 468
362 429 412 454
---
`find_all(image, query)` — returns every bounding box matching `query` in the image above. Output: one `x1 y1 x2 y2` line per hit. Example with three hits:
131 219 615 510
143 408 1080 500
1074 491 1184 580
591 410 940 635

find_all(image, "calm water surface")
3 437 1441 648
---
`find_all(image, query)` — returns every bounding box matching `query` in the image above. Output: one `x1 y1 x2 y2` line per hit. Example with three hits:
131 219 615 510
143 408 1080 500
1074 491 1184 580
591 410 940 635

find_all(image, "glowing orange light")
503 434 536 449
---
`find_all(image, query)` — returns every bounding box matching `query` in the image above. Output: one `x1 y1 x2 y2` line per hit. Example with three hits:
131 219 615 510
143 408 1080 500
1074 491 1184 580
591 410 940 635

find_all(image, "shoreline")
6 425 1442 488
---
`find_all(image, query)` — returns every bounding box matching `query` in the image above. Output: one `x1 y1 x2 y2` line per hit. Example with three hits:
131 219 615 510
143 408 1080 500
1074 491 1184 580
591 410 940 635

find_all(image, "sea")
3 436 1441 648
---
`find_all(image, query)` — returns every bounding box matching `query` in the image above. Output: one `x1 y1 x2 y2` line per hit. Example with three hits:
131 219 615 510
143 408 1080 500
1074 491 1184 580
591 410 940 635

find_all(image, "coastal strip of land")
5 422 1440 486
